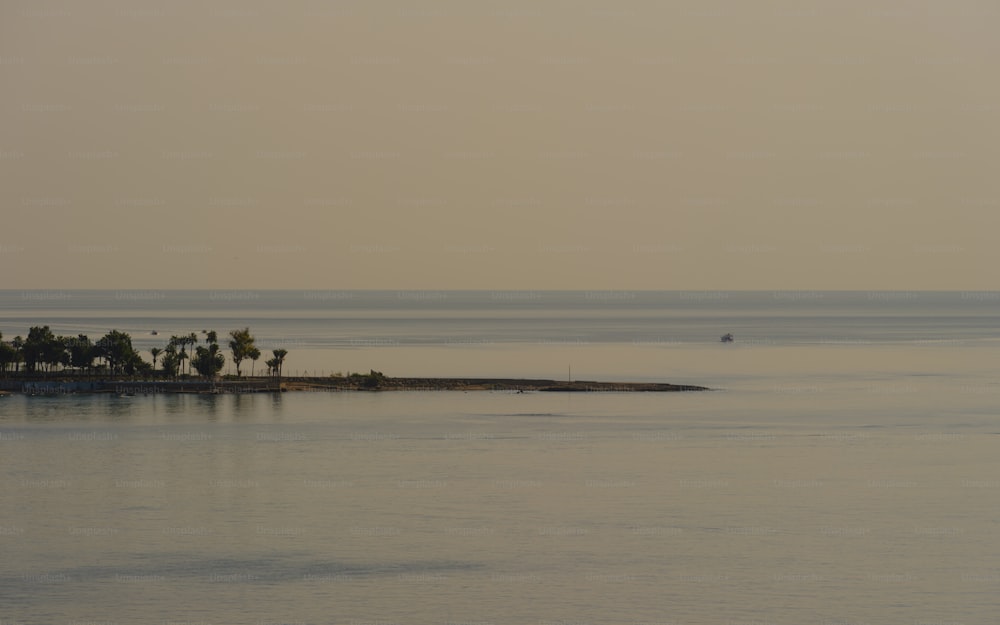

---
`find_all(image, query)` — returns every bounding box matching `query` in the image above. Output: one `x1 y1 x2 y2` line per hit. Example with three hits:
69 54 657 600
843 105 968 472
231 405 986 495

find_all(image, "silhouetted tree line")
0 327 287 380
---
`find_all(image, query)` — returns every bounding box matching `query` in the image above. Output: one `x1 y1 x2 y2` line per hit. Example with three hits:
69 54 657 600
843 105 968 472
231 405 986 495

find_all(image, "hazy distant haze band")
2 1 998 289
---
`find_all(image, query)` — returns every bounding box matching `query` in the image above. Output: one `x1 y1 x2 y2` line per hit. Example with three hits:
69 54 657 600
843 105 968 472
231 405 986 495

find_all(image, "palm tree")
169 333 197 376
11 335 23 373
161 343 179 378
168 335 183 374
150 347 162 372
192 341 225 379
0 333 15 375
228 327 255 377
272 348 288 378
95 330 139 377
248 346 261 376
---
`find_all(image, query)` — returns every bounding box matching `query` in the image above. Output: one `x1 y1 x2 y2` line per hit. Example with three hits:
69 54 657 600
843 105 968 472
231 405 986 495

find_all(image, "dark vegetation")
0 326 287 380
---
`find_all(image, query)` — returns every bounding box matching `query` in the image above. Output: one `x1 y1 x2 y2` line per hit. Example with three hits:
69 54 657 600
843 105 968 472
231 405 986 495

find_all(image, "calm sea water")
2 291 999 623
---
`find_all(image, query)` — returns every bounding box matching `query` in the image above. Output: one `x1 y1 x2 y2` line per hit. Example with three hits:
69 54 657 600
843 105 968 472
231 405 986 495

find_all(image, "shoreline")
2 377 712 395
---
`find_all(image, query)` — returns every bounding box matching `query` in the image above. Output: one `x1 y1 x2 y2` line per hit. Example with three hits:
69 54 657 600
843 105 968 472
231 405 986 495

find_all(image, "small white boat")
720 333 734 343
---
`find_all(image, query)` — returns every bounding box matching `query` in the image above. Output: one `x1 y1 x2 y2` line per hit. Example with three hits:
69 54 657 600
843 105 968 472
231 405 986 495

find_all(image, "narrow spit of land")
3 377 712 394
284 377 711 392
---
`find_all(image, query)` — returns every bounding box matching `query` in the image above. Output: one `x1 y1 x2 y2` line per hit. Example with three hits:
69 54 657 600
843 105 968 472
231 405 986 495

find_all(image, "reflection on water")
2 387 998 624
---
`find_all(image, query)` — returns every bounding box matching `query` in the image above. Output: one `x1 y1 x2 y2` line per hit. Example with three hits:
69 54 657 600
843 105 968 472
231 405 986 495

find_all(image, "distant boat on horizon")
720 333 734 343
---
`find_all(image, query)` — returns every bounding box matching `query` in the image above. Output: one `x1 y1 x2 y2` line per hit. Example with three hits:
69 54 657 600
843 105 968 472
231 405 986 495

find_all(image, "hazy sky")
3 0 998 290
